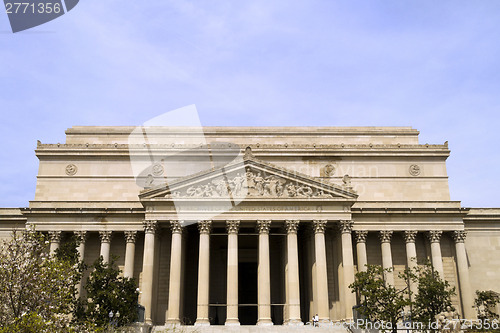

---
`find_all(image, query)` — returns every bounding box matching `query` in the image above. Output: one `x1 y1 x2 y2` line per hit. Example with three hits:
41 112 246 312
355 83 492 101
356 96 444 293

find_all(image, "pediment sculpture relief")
169 168 334 199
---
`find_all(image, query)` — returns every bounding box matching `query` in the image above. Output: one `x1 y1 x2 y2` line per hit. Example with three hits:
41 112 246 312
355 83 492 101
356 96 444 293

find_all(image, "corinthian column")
99 231 112 263
452 231 475 319
257 220 272 326
225 220 240 326
313 220 329 322
166 220 183 324
195 220 212 326
285 220 302 325
427 231 444 278
48 231 61 256
339 220 355 319
123 231 137 279
355 231 368 272
379 231 394 286
403 231 418 297
141 220 158 325
74 231 87 297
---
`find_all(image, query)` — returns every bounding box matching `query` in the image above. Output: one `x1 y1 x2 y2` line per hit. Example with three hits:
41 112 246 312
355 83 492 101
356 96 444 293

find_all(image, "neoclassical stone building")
1 126 499 327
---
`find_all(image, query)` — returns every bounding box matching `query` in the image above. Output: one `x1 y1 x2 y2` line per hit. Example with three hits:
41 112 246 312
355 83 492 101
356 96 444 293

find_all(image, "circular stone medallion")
409 164 421 176
65 164 78 176
152 163 164 176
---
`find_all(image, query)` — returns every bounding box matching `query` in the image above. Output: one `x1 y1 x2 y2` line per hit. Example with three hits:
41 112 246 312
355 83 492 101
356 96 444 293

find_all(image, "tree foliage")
0 228 81 332
411 262 456 326
349 265 411 333
474 290 500 321
74 256 139 328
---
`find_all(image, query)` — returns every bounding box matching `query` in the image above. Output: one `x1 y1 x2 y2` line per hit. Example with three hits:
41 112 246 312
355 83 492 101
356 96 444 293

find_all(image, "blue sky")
0 1 499 207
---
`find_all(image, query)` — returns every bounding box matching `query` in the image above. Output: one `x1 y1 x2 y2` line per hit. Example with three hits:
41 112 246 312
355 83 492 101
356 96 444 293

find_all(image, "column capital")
285 220 300 234
257 220 271 234
403 230 418 243
99 231 112 243
452 230 467 243
198 220 212 234
74 231 87 244
48 231 62 243
226 220 240 234
427 230 443 243
355 230 368 243
170 220 184 234
379 230 393 243
143 220 158 234
124 231 137 243
313 219 327 234
339 220 353 234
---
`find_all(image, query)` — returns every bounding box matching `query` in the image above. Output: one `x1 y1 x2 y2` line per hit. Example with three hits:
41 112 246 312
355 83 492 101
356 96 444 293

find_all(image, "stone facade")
0 126 499 326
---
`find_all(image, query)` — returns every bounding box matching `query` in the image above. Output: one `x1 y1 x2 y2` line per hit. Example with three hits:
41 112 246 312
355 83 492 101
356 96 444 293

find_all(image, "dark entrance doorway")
238 262 257 325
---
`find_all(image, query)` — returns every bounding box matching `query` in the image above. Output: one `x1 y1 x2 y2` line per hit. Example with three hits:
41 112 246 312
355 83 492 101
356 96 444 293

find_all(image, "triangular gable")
140 155 357 201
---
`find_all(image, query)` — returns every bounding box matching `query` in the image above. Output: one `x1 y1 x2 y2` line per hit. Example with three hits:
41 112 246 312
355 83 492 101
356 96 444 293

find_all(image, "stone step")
151 324 350 333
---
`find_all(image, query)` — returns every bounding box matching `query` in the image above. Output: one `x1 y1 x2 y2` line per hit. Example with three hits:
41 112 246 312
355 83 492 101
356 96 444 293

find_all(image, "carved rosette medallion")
313 220 328 234
403 231 418 243
355 231 368 243
74 231 87 243
226 220 240 234
257 220 271 234
338 220 353 234
323 164 336 177
285 220 300 234
170 220 184 234
143 220 158 234
65 164 78 176
427 230 442 243
48 231 62 242
99 231 113 243
379 230 393 243
124 231 137 243
152 163 164 176
452 230 467 243
409 164 421 176
198 220 212 234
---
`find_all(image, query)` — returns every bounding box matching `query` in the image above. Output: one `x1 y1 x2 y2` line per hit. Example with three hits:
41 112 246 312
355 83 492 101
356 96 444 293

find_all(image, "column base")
285 319 304 326
165 319 181 325
257 319 273 326
224 319 240 326
194 319 210 326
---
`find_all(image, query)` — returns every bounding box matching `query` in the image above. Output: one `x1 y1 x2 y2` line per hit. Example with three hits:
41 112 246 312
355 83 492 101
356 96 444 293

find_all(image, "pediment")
140 156 357 201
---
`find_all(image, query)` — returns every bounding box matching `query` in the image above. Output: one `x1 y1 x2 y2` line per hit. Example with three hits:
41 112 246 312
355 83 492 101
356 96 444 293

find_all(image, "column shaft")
124 231 137 279
225 220 240 326
453 231 475 319
285 220 302 325
99 231 112 263
340 221 355 319
74 231 87 298
141 221 157 325
428 231 444 278
355 231 368 272
257 220 272 325
195 221 211 326
404 231 418 297
313 220 329 321
379 231 394 286
167 221 183 324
